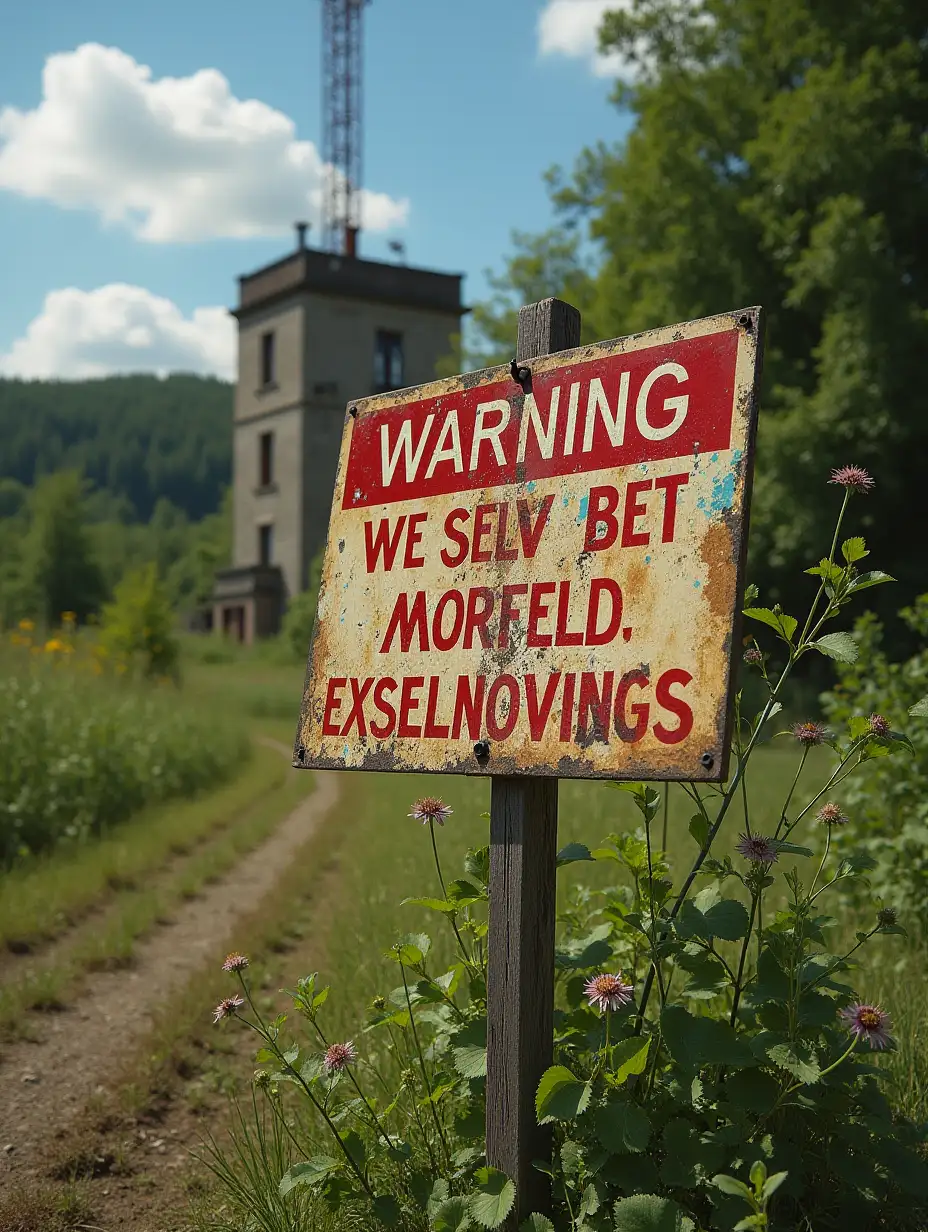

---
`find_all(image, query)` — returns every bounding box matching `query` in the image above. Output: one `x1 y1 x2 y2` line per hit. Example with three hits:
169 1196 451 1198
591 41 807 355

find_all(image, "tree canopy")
0 373 232 522
472 0 928 620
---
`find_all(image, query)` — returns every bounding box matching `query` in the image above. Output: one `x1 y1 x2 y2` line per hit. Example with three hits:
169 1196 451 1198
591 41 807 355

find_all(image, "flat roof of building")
233 245 465 319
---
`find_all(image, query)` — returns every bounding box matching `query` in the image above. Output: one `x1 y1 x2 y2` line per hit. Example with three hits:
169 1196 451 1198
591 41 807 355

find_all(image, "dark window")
260 331 275 387
374 331 404 392
259 431 274 487
258 523 274 566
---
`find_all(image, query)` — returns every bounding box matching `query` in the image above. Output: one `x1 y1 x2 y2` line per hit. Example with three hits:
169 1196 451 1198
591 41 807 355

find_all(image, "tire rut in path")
0 751 337 1180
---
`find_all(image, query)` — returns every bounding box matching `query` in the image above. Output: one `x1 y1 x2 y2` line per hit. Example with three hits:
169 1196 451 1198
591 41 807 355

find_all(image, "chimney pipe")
295 221 308 250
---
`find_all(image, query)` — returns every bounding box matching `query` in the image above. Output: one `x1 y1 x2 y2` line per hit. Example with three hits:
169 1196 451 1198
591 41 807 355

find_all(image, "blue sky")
0 0 632 380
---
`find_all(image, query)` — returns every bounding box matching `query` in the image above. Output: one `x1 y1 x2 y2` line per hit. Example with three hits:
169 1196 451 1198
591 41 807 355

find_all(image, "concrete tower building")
210 227 465 642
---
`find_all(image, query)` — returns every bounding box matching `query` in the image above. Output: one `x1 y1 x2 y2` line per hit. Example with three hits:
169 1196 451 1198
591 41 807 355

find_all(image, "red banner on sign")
343 330 738 510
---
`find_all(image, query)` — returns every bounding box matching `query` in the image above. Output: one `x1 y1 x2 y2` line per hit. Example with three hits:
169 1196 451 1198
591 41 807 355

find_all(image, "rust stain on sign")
295 308 763 782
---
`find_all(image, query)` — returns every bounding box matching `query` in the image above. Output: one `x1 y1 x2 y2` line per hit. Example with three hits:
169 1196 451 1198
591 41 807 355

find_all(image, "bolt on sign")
296 307 763 782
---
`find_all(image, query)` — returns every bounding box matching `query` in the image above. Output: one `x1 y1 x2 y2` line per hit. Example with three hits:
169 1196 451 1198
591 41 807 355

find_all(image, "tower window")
259 431 274 487
260 331 276 387
258 523 274 566
374 331 404 393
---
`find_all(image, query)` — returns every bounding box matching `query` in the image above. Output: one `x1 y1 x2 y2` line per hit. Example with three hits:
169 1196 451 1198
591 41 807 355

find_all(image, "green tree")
19 471 106 625
98 562 180 680
479 0 928 618
281 550 324 661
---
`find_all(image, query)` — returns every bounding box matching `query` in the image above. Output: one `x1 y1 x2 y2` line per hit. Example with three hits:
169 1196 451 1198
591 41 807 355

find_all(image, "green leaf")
688 813 710 850
402 896 457 914
675 897 749 942
339 1129 366 1167
661 1005 757 1069
761 1171 788 1200
810 632 858 663
841 536 868 563
733 1216 767 1230
432 1196 473 1231
452 1020 487 1079
279 1155 340 1196
711 1174 753 1200
766 1041 821 1084
848 570 895 593
909 695 928 718
743 607 798 642
557 842 596 867
464 847 490 887
373 1194 402 1226
520 1216 556 1232
535 1065 592 1123
743 583 759 606
611 1036 651 1084
613 1193 694 1231
595 1101 651 1153
748 1159 767 1189
390 932 431 964
772 841 814 858
447 878 486 904
469 1167 516 1229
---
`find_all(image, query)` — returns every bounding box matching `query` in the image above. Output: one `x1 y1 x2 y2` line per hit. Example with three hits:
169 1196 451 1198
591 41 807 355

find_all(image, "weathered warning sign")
296 308 762 781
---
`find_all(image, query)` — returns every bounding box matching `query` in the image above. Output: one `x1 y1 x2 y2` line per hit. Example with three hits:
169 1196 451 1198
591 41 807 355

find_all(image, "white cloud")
0 285 236 380
537 0 627 77
0 43 408 242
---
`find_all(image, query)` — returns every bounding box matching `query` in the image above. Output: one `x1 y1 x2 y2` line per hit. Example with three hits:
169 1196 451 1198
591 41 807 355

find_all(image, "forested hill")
0 374 232 521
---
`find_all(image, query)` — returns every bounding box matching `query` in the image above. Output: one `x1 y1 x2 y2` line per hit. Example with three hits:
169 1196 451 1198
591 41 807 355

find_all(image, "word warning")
296 308 762 780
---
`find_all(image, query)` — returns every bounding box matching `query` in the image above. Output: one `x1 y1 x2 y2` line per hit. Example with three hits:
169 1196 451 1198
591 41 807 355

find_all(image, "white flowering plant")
210 466 928 1231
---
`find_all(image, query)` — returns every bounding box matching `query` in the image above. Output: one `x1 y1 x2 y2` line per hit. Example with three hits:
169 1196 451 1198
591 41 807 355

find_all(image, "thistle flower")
222 952 249 973
791 721 829 746
212 995 245 1023
868 713 890 738
839 1002 893 1050
816 802 848 827
877 906 899 928
743 647 763 666
323 1040 358 1073
370 995 386 1012
584 972 634 1014
408 797 453 827
253 1069 271 1089
829 465 874 495
736 833 779 866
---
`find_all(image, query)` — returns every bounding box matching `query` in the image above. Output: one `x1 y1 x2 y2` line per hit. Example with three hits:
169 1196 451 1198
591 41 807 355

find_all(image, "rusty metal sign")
295 307 762 781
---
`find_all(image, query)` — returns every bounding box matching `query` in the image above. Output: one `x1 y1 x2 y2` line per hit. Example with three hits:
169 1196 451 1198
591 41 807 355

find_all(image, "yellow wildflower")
18 618 34 632
45 638 66 653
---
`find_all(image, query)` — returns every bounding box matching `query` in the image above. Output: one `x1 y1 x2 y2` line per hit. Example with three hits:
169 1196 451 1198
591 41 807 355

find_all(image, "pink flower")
324 1040 358 1072
791 721 829 746
212 995 245 1023
839 1002 893 1050
584 972 634 1014
736 834 778 865
408 797 453 827
222 952 249 973
816 802 848 827
829 465 874 494
743 647 763 665
868 714 890 738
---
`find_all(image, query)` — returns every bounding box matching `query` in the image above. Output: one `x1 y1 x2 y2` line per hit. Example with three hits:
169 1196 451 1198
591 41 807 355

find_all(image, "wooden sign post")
295 297 762 1226
486 300 579 1223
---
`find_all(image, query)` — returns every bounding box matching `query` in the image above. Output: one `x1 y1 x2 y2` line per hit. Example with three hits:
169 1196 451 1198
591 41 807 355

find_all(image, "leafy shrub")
0 633 247 864
98 561 180 680
281 552 324 662
821 595 928 934
208 469 928 1231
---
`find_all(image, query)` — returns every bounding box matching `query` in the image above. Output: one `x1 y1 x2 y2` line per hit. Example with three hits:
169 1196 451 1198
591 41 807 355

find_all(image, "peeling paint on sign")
295 308 763 782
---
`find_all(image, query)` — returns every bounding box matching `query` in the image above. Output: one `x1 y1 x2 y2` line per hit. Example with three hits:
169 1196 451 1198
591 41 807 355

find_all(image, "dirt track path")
0 746 338 1192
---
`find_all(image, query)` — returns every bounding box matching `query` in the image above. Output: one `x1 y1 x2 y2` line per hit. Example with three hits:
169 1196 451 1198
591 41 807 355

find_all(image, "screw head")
473 740 490 763
699 752 715 770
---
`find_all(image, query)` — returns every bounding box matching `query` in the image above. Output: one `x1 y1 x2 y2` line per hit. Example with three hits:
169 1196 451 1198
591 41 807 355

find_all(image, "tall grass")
0 631 247 864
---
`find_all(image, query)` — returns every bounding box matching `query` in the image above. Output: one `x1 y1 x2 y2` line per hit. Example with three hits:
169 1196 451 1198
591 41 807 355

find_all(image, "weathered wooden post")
486 299 580 1223
295 299 762 1227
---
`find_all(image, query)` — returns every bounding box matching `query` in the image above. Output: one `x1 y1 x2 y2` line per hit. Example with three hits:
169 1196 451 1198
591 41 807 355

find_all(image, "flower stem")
400 962 452 1169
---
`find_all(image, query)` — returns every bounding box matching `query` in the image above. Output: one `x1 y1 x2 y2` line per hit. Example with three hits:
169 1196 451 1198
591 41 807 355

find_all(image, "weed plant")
206 466 928 1231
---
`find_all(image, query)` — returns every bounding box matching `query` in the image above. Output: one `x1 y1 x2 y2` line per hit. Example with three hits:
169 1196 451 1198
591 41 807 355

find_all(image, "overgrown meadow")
204 468 928 1232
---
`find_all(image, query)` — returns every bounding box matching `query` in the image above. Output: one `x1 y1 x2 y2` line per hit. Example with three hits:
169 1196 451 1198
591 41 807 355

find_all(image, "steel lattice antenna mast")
321 0 368 256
